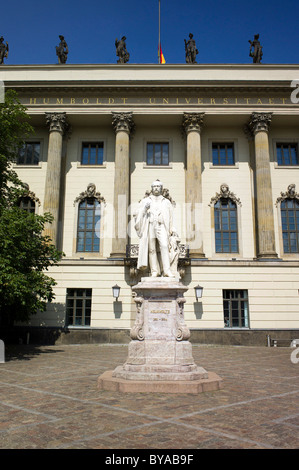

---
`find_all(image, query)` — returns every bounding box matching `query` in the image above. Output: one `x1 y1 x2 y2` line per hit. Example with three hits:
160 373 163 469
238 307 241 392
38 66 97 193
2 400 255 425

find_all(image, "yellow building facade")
2 63 299 345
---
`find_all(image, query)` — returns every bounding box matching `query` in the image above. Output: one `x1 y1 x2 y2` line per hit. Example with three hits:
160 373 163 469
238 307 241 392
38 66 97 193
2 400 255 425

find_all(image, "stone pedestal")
98 277 222 393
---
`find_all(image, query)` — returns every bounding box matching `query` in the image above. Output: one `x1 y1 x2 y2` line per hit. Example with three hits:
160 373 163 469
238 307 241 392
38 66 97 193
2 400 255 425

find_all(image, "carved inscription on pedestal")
145 301 175 340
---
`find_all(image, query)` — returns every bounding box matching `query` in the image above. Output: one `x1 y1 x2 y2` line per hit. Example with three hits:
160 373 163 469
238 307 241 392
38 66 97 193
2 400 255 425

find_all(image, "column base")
188 250 206 259
109 252 126 259
257 252 278 259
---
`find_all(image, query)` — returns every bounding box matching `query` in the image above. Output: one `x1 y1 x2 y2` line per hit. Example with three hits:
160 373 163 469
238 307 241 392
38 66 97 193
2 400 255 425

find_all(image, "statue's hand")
144 201 151 212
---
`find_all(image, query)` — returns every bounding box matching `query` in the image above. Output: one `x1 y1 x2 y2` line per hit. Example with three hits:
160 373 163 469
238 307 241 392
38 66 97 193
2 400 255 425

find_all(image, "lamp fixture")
112 284 121 300
194 285 203 301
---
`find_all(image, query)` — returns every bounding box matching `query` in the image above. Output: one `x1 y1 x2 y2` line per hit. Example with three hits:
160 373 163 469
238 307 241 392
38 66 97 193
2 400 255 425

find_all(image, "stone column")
248 112 277 258
43 112 69 246
244 124 257 257
182 112 205 258
110 112 135 258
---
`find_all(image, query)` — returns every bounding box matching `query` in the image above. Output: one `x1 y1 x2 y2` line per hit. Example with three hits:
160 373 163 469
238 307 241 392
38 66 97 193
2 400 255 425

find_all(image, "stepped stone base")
98 370 222 394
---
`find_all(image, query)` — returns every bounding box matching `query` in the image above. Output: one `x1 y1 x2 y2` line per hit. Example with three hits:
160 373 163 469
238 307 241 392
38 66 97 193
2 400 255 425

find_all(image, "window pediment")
209 184 242 207
74 183 106 206
276 184 299 206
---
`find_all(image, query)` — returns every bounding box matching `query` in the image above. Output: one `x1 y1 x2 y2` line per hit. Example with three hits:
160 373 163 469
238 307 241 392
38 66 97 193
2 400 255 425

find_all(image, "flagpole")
158 0 161 63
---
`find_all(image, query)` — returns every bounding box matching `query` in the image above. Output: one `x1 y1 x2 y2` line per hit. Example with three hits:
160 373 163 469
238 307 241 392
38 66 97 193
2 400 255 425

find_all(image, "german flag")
159 43 165 64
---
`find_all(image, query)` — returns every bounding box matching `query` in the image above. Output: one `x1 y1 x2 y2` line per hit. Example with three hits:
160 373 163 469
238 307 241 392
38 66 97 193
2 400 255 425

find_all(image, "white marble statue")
134 180 178 277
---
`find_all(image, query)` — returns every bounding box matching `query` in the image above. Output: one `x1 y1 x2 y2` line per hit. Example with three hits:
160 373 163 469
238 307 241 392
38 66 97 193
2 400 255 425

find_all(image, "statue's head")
151 179 163 195
86 183 96 197
189 33 193 38
288 184 296 195
59 35 64 40
220 183 229 195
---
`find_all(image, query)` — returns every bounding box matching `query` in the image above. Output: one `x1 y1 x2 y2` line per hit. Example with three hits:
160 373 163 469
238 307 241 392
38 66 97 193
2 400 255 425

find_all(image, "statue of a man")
0 36 9 64
184 33 198 64
249 34 263 64
115 36 130 63
134 180 176 277
56 35 68 64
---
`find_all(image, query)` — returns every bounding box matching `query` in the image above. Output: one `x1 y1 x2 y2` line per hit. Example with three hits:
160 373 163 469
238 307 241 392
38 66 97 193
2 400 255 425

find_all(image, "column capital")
45 112 69 135
182 112 205 134
248 112 272 135
112 111 135 135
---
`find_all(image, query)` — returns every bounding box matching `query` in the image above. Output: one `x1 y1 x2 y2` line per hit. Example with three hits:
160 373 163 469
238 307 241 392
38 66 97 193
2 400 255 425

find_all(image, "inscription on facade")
20 96 295 107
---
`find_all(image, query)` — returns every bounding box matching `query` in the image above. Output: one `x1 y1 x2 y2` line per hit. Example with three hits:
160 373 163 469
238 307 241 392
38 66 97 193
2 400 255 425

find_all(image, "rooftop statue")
56 35 68 64
0 36 9 64
184 33 198 64
115 36 130 63
249 34 263 64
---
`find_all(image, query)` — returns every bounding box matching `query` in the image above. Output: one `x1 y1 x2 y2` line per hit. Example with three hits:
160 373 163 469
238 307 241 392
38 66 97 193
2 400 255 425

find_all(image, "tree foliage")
0 90 63 324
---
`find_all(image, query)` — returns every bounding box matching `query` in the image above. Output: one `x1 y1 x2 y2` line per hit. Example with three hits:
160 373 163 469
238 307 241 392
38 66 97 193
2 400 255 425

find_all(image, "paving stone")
0 344 298 449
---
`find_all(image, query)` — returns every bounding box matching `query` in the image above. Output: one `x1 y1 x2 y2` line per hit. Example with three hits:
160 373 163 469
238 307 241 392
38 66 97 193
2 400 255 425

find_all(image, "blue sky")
1 0 298 65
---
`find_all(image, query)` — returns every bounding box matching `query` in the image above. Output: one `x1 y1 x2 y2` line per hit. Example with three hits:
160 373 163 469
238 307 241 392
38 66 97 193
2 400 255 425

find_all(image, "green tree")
0 89 63 325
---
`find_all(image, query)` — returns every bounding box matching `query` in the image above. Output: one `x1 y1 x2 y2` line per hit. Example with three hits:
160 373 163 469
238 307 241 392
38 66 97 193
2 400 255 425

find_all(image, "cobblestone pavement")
0 343 298 449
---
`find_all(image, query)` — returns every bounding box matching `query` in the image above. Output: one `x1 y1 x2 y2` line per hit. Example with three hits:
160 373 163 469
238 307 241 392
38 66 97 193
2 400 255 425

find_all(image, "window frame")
273 139 299 168
19 197 36 214
15 140 42 166
209 139 239 168
76 197 101 253
214 198 239 253
77 139 107 168
275 142 299 167
143 138 172 168
280 198 299 254
223 289 250 328
146 141 170 166
66 288 92 327
212 142 235 166
80 141 105 166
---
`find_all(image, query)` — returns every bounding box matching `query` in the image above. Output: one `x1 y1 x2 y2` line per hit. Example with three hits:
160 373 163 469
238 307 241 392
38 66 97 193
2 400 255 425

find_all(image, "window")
77 198 101 252
215 198 238 253
212 143 235 166
81 142 104 165
281 199 299 253
19 197 35 214
276 143 299 166
146 142 169 165
17 142 40 165
223 290 249 328
66 288 92 326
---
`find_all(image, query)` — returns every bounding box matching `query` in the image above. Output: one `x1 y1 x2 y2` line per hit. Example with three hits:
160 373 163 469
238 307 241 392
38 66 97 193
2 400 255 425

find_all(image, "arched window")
77 198 101 252
281 199 299 253
19 197 36 214
214 198 238 253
